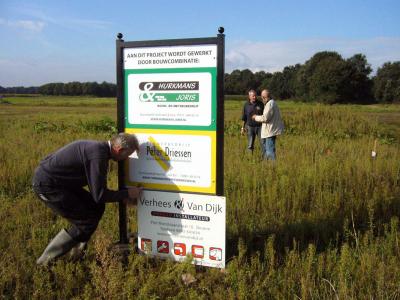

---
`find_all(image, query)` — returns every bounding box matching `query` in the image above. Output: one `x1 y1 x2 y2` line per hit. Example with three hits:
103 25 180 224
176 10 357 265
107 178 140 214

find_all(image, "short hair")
110 133 139 151
248 89 257 95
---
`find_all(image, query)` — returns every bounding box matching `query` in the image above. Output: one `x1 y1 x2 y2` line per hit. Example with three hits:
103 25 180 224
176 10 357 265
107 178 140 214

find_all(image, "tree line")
37 81 116 97
225 51 400 104
1 51 399 103
0 86 39 94
0 81 116 97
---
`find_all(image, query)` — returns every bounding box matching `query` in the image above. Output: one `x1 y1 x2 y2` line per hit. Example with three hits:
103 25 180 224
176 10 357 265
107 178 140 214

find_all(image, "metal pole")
216 27 225 196
116 33 128 244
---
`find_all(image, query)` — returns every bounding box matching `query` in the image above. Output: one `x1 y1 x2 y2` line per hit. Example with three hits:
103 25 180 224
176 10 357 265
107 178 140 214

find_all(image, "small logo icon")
191 245 204 258
141 238 152 253
174 198 184 210
174 243 186 256
139 82 155 102
157 241 169 254
209 247 222 261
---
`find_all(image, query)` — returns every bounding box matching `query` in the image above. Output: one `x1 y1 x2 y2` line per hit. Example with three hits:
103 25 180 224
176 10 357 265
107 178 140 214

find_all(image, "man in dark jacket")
32 133 142 265
241 89 264 153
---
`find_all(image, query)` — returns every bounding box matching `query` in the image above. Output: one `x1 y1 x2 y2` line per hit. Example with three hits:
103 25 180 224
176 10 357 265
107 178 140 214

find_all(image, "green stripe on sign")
141 93 199 102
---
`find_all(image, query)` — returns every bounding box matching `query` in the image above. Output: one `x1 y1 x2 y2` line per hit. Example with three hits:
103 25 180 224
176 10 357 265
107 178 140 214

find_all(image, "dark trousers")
246 125 262 152
33 186 105 242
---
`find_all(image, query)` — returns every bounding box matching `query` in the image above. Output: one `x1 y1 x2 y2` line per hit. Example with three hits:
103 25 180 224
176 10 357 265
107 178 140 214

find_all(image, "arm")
241 102 248 125
254 101 273 123
85 158 130 203
241 103 247 135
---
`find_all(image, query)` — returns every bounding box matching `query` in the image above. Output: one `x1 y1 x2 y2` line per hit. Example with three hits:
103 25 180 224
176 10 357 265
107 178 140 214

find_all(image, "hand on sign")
124 187 143 206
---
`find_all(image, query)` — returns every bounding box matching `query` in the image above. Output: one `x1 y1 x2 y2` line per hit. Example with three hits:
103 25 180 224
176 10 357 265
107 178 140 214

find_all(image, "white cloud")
14 20 45 32
0 18 46 32
226 37 400 73
13 7 112 31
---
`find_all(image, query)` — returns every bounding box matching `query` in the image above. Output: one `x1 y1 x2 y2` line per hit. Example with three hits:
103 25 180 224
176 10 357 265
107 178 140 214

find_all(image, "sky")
1 0 400 87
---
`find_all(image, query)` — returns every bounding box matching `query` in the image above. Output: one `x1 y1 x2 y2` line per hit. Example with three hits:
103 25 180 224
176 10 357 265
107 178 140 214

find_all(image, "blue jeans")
261 136 276 160
246 125 262 152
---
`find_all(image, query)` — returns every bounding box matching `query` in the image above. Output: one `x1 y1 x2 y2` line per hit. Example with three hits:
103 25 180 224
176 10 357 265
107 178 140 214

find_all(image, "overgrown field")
1 96 399 299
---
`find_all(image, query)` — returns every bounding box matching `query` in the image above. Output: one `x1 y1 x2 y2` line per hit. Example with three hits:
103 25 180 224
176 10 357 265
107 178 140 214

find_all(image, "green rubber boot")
37 229 78 266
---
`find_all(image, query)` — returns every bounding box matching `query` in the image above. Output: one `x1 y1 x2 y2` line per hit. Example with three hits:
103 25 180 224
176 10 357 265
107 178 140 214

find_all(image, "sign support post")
216 27 225 196
116 33 128 244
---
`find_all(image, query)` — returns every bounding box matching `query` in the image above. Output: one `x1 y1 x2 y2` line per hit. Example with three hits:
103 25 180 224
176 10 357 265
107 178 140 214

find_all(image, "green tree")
224 69 241 94
295 51 344 102
373 61 400 103
346 54 373 103
293 51 374 104
308 55 351 104
260 65 300 100
254 71 269 93
261 72 285 99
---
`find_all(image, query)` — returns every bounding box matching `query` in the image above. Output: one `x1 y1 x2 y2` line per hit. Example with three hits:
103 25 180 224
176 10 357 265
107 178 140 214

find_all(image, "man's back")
34 140 110 190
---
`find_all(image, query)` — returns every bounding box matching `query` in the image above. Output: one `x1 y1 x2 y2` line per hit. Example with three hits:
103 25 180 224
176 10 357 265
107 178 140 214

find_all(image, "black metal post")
216 27 225 196
116 33 129 244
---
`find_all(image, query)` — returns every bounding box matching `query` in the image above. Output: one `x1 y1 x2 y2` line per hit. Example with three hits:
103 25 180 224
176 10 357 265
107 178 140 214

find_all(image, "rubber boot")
69 242 87 261
37 229 78 266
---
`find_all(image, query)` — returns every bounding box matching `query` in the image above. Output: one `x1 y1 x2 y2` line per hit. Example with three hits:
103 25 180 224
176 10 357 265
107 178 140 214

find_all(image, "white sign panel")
124 45 217 69
127 72 212 126
127 130 216 193
138 190 226 268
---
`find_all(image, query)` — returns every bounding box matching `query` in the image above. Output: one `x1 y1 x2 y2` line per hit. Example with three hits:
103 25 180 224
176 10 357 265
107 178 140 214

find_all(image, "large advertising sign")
116 31 225 267
120 38 224 195
138 190 226 268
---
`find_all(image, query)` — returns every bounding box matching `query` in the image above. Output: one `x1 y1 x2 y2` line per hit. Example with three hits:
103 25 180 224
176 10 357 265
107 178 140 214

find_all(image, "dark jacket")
241 100 264 127
33 140 128 203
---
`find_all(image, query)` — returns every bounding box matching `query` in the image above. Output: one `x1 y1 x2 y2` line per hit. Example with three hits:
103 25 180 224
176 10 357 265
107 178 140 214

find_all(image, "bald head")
261 89 271 103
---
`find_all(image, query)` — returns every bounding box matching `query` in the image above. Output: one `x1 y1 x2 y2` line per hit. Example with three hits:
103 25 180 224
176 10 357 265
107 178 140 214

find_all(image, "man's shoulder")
84 140 107 150
71 140 104 149
267 99 276 105
73 140 109 158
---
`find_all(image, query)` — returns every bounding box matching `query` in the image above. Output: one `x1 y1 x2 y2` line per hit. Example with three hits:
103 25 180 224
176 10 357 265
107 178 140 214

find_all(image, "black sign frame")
115 29 225 243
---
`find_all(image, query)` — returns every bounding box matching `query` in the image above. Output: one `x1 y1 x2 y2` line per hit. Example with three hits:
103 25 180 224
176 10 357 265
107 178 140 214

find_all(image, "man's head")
261 89 271 103
110 133 139 161
248 89 257 103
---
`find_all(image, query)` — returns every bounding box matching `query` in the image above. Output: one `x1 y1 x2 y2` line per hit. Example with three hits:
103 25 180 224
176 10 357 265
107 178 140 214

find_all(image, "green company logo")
139 81 199 102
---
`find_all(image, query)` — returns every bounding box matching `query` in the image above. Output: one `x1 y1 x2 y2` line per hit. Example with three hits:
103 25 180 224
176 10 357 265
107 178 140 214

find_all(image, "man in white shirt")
251 89 284 160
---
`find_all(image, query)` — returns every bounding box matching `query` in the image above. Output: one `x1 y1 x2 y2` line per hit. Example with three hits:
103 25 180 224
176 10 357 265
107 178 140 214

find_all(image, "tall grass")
0 98 399 298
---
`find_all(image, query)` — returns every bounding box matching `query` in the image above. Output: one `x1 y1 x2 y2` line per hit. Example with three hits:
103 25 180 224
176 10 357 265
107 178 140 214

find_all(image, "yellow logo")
148 136 171 171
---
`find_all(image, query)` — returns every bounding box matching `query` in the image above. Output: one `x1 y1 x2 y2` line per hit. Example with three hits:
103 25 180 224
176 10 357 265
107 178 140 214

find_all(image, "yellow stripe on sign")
126 128 214 136
148 136 170 172
124 128 217 194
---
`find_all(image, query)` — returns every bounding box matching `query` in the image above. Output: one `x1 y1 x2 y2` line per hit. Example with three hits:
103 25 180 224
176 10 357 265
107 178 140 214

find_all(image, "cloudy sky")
1 0 399 86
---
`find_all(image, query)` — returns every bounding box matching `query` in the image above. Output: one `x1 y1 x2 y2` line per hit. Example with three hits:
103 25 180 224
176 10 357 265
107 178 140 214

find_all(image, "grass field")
0 96 399 299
